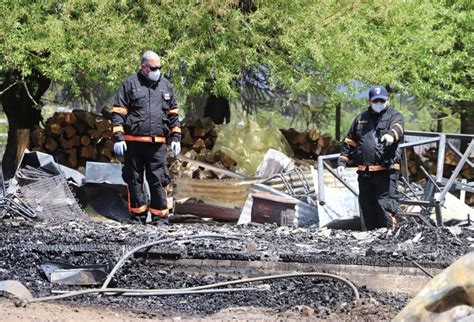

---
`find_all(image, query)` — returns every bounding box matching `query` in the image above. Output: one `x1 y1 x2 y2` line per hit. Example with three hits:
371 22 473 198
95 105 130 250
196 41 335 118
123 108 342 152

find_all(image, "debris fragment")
412 232 423 243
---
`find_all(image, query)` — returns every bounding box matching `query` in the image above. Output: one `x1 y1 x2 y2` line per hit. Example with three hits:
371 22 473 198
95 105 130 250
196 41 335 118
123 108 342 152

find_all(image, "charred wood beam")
174 202 241 222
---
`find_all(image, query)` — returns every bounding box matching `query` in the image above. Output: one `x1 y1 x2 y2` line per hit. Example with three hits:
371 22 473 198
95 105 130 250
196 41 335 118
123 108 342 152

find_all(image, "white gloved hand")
113 141 127 156
381 134 395 146
171 141 181 158
336 166 345 179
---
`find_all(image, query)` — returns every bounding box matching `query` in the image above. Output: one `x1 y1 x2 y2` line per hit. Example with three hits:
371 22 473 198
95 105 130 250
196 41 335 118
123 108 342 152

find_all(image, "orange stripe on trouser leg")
127 185 147 214
149 208 169 217
130 205 147 214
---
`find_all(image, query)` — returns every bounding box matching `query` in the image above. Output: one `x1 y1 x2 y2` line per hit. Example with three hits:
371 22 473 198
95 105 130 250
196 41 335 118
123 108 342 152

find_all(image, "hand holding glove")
336 165 345 179
381 134 394 146
171 141 181 158
113 141 127 156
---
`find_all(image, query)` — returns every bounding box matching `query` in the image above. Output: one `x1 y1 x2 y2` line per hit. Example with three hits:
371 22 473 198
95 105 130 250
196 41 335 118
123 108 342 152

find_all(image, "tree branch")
22 81 40 106
0 81 20 95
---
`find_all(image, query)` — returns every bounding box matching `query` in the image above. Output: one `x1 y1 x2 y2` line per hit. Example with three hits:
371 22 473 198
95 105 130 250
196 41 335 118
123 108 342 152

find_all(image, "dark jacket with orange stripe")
337 106 404 168
112 72 181 143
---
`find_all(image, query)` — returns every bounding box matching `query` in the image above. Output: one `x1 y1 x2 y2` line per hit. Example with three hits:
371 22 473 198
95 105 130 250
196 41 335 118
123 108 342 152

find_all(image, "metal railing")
317 130 474 226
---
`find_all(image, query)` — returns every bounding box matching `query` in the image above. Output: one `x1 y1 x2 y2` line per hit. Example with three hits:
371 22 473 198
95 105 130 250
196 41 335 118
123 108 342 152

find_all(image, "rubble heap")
1 220 473 318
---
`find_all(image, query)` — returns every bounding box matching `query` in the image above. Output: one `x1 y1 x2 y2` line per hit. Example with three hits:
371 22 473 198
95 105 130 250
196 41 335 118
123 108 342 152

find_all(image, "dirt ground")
0 298 151 321
0 297 400 321
0 298 304 321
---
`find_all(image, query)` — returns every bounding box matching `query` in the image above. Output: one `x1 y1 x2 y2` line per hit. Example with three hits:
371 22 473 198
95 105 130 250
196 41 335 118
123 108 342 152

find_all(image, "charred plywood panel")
174 178 254 208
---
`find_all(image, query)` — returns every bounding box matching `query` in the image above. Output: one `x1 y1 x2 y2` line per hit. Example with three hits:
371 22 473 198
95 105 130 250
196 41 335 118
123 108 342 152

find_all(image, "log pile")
180 118 220 160
404 147 427 182
280 128 341 159
422 147 473 180
30 110 116 169
170 118 238 179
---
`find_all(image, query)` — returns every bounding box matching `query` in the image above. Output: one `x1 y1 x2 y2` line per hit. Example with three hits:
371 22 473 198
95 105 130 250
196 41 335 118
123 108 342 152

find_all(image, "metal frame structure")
317 131 474 226
0 167 37 220
262 167 318 206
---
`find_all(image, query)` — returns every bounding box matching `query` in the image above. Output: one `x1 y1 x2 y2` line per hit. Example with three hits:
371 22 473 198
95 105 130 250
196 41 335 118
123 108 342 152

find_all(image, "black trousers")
122 142 170 217
357 169 399 230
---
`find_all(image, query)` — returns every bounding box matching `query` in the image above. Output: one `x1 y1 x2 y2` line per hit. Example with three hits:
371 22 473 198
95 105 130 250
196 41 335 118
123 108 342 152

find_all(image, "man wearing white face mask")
111 51 181 224
336 85 404 230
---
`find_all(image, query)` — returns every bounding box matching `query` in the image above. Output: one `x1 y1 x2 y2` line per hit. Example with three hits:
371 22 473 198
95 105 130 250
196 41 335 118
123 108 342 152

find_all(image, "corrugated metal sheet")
174 178 254 208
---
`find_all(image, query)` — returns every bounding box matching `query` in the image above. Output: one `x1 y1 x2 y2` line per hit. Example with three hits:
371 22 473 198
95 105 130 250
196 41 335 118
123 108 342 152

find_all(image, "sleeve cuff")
113 132 124 142
170 133 181 142
337 155 349 167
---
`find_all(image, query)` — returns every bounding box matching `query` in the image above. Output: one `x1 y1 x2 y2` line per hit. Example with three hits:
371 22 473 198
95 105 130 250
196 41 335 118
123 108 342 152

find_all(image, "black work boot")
151 215 169 226
128 212 147 224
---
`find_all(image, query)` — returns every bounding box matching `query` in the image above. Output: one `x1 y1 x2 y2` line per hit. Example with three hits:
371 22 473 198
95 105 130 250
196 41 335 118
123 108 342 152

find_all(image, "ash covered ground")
1 219 473 319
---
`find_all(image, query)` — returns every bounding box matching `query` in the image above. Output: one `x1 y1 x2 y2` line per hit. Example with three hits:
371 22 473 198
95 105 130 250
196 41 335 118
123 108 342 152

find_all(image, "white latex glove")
171 141 181 158
381 134 395 146
336 166 345 179
113 141 127 156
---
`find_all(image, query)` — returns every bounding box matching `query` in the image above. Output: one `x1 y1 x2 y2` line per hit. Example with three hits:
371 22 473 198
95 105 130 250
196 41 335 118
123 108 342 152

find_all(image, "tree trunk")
1 70 51 178
459 101 474 152
335 102 341 141
436 111 444 133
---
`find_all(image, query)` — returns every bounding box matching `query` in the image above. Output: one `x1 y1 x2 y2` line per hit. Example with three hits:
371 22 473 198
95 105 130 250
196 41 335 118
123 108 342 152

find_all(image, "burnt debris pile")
0 220 472 317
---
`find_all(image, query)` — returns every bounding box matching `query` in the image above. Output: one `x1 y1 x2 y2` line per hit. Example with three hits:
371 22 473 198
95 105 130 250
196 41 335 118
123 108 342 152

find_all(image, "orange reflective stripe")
391 123 404 134
391 129 399 141
358 165 386 172
112 106 128 115
166 108 179 115
123 135 166 143
358 164 400 172
170 127 181 133
344 137 358 147
127 185 147 214
149 208 169 217
129 205 147 213
113 125 124 133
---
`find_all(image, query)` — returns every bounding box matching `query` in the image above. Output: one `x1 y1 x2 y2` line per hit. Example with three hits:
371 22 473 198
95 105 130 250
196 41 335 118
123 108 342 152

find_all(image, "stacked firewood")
422 146 473 180
403 147 427 182
30 110 116 169
280 128 340 159
180 118 219 158
170 118 238 179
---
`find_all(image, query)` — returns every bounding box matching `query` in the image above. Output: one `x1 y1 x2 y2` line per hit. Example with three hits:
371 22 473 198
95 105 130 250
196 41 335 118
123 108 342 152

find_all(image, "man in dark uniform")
336 85 404 230
112 51 181 224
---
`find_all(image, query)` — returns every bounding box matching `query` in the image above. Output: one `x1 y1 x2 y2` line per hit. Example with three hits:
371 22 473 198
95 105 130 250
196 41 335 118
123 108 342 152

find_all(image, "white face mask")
371 102 386 113
148 69 161 81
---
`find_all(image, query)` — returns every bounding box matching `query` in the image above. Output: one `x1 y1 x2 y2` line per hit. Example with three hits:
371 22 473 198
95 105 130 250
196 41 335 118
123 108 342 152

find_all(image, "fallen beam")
174 202 241 222
177 155 248 180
